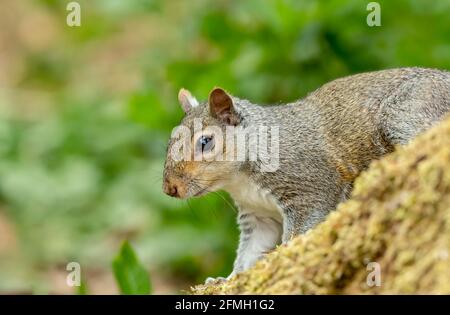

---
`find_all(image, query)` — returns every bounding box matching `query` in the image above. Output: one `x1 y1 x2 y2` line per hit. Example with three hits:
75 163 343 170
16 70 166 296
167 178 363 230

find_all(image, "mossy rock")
192 116 450 294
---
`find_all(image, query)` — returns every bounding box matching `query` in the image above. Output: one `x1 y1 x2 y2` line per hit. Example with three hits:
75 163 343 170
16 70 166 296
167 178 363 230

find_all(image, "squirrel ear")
178 88 199 113
208 88 240 125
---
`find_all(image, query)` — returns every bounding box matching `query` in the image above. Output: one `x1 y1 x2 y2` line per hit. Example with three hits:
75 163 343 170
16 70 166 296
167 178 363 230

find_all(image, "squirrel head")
163 87 243 199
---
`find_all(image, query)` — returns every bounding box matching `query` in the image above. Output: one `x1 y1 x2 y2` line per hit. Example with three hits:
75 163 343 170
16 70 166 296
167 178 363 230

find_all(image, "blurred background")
0 0 449 294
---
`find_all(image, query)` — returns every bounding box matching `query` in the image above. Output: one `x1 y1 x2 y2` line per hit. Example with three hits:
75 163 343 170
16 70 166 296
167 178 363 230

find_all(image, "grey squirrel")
162 67 450 283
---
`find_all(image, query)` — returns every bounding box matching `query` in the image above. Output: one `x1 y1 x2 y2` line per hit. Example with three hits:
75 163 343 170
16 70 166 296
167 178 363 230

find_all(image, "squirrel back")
236 67 450 186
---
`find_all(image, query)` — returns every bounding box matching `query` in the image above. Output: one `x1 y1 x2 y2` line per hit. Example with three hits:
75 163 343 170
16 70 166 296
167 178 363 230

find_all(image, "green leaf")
112 241 152 295
76 280 88 295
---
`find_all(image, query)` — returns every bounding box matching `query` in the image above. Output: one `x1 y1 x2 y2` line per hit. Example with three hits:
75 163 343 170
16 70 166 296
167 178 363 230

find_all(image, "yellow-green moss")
192 116 450 295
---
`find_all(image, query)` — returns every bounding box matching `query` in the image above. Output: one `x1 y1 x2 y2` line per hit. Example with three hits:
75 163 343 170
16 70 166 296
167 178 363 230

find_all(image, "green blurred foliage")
0 0 449 293
112 241 151 295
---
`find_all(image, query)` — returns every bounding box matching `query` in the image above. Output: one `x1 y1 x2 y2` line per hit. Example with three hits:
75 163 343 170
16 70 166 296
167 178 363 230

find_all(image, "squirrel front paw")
204 276 227 285
204 271 238 285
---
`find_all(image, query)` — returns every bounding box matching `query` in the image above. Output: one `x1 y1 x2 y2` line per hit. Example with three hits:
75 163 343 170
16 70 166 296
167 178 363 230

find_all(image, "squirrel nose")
164 180 179 197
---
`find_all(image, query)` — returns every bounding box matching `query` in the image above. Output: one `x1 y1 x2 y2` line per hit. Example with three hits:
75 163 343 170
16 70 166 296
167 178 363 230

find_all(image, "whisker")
209 191 238 214
188 182 220 220
186 198 199 221
151 176 163 185
189 178 238 214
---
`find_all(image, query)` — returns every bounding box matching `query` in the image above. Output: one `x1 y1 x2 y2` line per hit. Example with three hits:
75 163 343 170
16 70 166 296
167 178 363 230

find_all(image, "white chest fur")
223 175 283 222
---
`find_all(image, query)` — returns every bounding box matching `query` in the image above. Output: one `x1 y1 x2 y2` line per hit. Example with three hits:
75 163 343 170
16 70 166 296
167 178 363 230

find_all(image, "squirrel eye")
196 135 214 153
